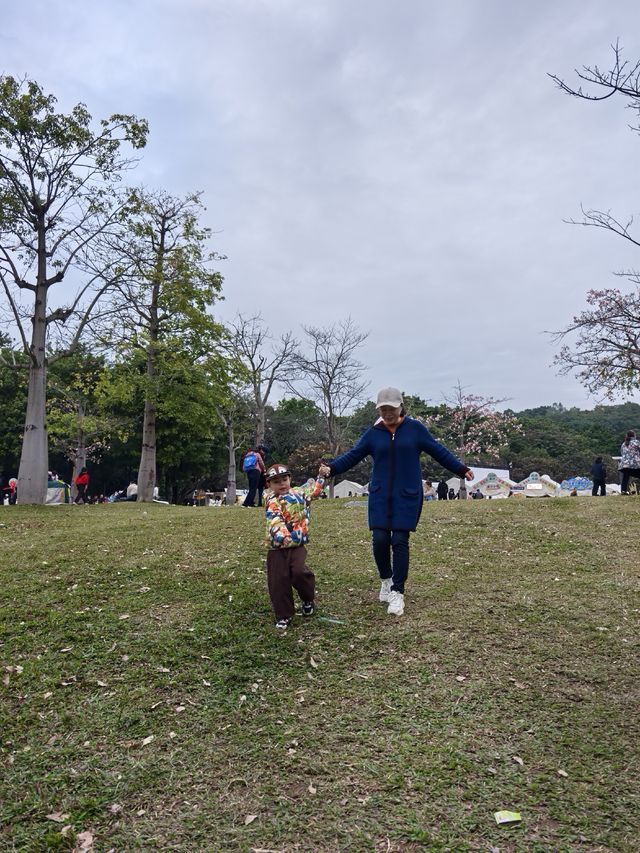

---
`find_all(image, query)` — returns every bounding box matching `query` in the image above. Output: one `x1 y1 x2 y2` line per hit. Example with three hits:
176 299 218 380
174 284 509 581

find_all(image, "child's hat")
265 463 290 480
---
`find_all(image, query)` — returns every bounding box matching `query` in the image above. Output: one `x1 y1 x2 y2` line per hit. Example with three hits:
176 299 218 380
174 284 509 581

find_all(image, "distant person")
264 463 326 631
74 467 89 504
448 487 457 500
423 479 436 501
8 477 17 504
126 481 138 501
619 431 640 495
319 387 473 617
590 456 607 497
437 479 448 500
241 447 265 507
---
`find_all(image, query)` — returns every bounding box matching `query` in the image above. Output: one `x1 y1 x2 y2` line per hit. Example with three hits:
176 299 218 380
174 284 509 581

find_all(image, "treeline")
1 341 637 499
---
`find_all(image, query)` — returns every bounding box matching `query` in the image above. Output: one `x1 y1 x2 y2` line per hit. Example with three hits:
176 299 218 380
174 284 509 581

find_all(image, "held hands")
318 463 331 479
464 470 474 481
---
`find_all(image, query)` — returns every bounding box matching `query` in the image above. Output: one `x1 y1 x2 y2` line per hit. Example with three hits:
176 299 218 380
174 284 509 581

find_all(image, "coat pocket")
401 487 419 498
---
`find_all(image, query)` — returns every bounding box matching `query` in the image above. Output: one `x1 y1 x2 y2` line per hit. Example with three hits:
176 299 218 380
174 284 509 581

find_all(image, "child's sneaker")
275 618 292 631
387 591 405 616
379 578 392 602
301 600 315 616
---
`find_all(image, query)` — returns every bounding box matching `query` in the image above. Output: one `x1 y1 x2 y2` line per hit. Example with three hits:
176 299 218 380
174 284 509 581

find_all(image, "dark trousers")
592 479 606 496
267 546 315 620
74 484 87 504
621 468 640 493
372 528 410 594
243 468 261 506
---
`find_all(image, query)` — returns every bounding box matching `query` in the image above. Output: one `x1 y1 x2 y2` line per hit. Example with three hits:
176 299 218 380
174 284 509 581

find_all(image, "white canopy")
334 479 367 498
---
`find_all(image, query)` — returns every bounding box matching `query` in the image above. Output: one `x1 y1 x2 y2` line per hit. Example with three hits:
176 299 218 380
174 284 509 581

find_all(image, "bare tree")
550 43 640 395
0 75 147 503
291 318 369 494
552 284 640 397
223 315 298 447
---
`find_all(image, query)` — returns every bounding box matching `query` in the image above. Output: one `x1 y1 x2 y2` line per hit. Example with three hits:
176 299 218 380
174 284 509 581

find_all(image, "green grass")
0 497 638 852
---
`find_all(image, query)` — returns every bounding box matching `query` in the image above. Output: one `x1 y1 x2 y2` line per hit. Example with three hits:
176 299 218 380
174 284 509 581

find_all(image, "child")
264 463 325 631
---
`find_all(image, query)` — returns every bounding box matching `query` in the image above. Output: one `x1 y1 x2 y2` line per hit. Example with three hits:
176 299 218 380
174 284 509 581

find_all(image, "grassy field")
0 496 638 852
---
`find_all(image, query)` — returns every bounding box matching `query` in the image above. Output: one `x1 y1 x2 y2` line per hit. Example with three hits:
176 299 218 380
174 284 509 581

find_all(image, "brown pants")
267 546 315 620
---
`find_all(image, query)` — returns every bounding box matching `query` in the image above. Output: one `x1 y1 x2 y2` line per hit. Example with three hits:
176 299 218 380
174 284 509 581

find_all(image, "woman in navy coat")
320 388 473 616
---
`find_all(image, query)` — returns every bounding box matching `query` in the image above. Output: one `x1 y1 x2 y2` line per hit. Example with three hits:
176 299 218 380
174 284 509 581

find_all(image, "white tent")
514 472 561 497
473 471 517 498
334 479 367 498
446 467 510 496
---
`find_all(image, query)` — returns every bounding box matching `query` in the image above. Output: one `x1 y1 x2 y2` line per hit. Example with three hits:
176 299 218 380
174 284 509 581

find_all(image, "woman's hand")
464 470 474 481
319 463 331 478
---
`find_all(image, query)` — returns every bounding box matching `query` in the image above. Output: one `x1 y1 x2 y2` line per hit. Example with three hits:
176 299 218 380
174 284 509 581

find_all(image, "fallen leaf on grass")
309 657 318 669
558 769 569 777
175 706 186 713
512 755 524 766
141 735 155 746
455 675 467 682
97 680 108 688
4 665 24 675
108 803 123 814
118 614 130 621
46 812 70 823
244 814 257 825
308 783 317 794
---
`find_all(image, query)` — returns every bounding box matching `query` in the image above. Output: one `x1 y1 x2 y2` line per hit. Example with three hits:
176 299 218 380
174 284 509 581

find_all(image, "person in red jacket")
74 467 89 504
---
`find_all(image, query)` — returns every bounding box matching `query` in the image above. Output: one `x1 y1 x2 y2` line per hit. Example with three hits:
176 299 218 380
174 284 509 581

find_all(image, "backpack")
242 451 258 472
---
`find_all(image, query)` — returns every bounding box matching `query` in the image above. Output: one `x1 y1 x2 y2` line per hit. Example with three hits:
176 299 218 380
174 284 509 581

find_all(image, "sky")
3 0 640 411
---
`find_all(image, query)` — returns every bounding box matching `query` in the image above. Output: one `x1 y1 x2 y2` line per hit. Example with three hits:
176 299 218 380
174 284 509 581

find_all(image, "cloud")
3 0 640 408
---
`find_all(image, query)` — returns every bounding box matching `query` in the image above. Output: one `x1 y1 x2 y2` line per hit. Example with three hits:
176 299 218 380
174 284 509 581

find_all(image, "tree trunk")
225 422 237 505
17 283 48 504
255 404 266 448
137 330 158 502
138 394 157 502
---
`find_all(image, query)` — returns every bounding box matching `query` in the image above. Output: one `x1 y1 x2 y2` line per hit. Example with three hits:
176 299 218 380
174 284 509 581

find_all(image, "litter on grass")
494 810 522 825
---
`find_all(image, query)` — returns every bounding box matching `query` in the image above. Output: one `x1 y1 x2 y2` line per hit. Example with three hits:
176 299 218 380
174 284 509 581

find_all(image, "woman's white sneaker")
379 578 392 602
387 591 405 616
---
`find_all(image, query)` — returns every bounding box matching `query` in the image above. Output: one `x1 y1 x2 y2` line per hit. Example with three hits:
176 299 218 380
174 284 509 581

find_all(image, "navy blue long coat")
329 417 468 531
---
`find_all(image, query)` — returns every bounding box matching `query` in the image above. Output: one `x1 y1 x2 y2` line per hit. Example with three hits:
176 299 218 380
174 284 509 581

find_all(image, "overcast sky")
4 0 640 411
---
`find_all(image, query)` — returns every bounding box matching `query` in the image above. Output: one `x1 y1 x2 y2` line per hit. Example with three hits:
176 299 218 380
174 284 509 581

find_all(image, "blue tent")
560 476 592 491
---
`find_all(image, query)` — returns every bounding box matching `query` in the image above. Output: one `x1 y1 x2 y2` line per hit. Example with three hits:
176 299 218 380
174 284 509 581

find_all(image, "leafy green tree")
265 398 325 464
47 347 114 496
0 334 28 477
0 75 147 503
97 343 232 503
97 189 225 501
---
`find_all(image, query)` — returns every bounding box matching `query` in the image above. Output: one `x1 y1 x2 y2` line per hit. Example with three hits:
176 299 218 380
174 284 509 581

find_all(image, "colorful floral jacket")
619 438 640 470
265 478 325 549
